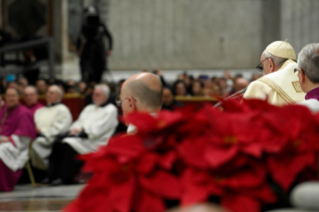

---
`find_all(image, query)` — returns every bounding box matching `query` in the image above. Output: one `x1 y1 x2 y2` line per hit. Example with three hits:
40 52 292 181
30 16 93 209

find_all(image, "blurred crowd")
0 70 262 104
155 70 262 98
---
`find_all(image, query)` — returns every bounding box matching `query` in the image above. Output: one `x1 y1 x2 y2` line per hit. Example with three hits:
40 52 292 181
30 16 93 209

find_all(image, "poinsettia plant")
65 99 319 212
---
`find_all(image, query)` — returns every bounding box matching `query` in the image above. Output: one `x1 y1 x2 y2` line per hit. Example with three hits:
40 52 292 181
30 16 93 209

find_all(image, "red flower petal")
158 151 177 170
178 138 209 169
221 166 265 189
108 175 136 212
132 188 166 212
222 195 260 212
136 153 158 174
267 152 316 191
246 183 277 204
181 169 211 206
205 146 238 168
139 170 181 199
241 143 263 158
106 135 146 162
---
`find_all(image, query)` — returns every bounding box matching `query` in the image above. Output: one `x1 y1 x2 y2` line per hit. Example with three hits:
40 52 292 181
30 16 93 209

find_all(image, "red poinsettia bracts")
261 104 319 191
65 135 181 212
65 99 319 212
180 160 276 211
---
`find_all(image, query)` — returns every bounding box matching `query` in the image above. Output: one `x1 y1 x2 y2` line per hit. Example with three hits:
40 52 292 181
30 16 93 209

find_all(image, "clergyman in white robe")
63 103 118 154
31 103 72 170
44 84 119 184
45 102 118 184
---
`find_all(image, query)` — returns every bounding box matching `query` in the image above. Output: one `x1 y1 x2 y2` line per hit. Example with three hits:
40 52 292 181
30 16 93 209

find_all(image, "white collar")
126 112 157 134
127 124 136 134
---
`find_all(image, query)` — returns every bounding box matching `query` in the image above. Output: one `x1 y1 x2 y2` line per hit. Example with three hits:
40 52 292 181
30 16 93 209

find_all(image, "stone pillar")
280 0 319 54
261 0 281 48
96 0 111 23
0 2 2 28
53 0 68 66
53 0 80 80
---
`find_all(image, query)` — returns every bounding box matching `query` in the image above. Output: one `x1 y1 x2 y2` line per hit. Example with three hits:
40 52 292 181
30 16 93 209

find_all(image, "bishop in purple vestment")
296 43 319 113
0 88 36 191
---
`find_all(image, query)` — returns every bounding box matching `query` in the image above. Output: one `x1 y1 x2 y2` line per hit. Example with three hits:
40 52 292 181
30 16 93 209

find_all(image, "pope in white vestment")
244 41 306 106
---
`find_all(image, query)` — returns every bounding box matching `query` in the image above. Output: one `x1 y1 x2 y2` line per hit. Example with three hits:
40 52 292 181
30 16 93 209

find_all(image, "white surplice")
63 103 118 154
31 104 72 170
0 135 31 171
298 99 319 114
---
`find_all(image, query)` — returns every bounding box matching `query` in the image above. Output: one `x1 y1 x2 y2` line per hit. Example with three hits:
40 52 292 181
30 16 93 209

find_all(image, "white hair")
95 84 110 96
263 50 287 68
50 85 63 99
24 85 38 94
298 43 319 83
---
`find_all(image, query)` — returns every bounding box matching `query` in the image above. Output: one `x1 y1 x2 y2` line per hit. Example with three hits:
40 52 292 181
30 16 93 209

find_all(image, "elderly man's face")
260 54 272 76
24 87 38 106
5 88 20 108
46 86 60 104
92 88 108 106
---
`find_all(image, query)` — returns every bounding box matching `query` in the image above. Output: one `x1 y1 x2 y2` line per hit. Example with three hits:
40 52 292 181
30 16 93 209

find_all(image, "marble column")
53 0 80 80
0 2 2 28
261 0 281 48
281 0 319 54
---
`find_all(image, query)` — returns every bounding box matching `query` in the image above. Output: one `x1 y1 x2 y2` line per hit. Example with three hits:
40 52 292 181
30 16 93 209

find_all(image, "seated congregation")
0 83 119 191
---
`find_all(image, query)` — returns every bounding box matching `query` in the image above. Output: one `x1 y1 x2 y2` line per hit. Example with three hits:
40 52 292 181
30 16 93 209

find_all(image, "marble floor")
0 184 84 212
0 184 312 212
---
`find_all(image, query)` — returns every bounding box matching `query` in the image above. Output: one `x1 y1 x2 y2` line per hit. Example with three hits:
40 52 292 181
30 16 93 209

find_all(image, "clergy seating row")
19 96 217 187
23 95 218 121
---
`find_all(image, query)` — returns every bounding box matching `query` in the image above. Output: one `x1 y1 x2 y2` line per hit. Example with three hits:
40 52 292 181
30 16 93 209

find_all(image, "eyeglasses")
115 97 137 106
294 68 303 76
256 58 272 72
115 97 125 106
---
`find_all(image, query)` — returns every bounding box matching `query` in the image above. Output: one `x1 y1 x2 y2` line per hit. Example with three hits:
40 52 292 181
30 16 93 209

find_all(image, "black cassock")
80 18 113 83
47 133 86 184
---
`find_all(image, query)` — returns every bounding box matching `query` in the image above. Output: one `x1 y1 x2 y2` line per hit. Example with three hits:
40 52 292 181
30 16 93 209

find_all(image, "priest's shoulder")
85 103 117 110
56 103 71 112
244 78 270 98
265 62 297 81
105 103 117 111
82 104 96 112
298 99 319 114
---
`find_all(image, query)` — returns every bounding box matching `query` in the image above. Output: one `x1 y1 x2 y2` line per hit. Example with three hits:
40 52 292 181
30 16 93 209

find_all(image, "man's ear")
269 59 276 73
127 97 136 111
299 69 307 83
